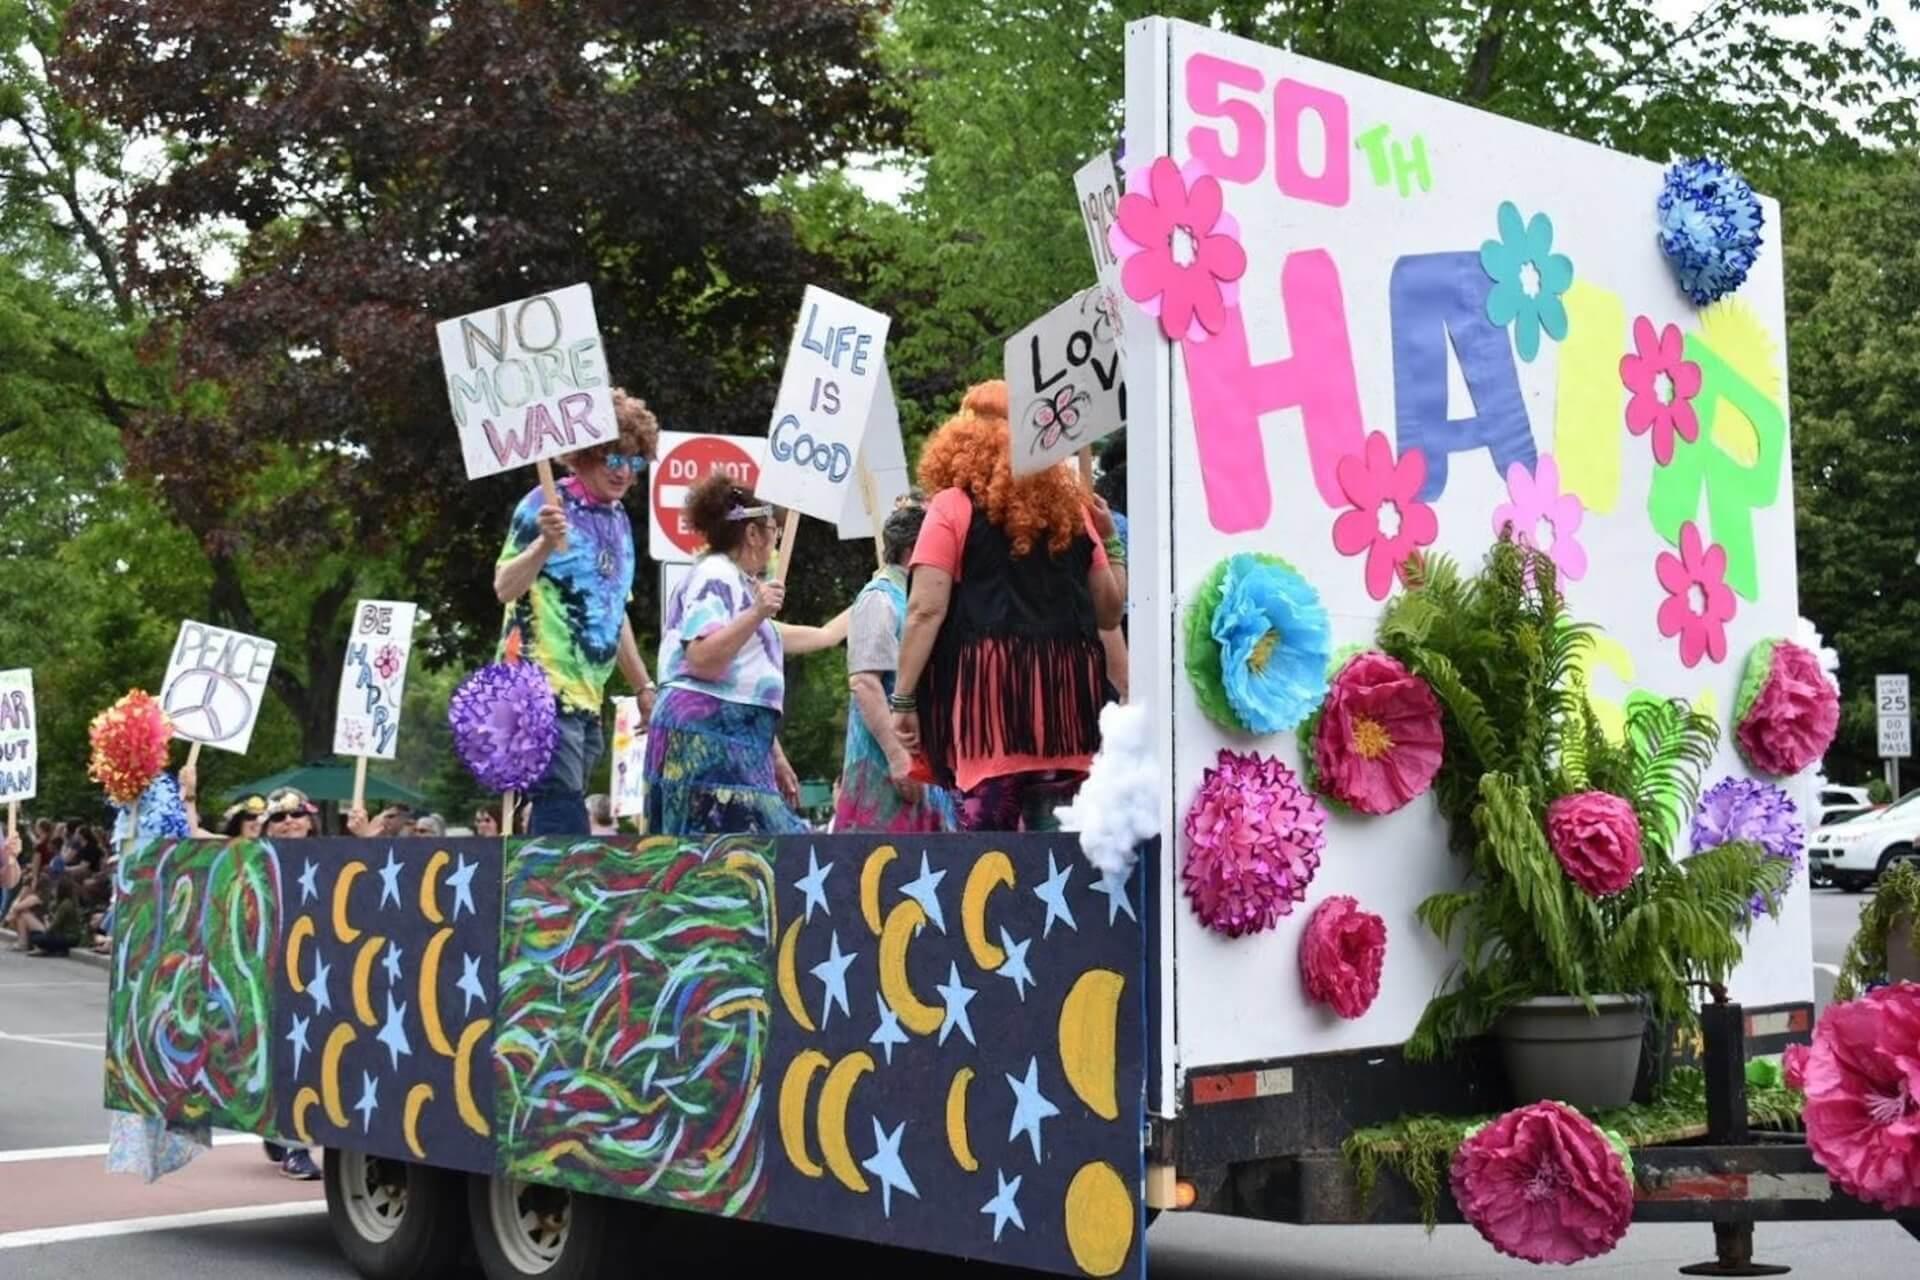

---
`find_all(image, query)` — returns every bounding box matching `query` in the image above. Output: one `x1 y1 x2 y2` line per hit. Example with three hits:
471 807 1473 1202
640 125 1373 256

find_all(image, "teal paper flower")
1208 554 1332 734
1480 201 1574 362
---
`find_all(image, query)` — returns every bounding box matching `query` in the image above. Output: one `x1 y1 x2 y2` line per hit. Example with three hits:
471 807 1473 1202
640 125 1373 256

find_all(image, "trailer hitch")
1677 984 1790 1278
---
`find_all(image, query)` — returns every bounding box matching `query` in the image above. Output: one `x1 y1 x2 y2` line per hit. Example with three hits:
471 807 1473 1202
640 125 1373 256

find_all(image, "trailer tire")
324 1149 468 1280
468 1172 643 1279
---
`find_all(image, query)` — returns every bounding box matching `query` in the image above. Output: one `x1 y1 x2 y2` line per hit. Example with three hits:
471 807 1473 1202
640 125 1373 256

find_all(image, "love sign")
332 601 419 761
1003 286 1126 476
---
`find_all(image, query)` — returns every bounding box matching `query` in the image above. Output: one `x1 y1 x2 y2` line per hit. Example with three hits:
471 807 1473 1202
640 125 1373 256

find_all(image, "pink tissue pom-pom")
1546 791 1644 897
1737 641 1841 777
1313 652 1444 815
1450 1101 1634 1265
1799 984 1920 1211
1300 895 1387 1018
1182 749 1325 937
1782 1043 1810 1091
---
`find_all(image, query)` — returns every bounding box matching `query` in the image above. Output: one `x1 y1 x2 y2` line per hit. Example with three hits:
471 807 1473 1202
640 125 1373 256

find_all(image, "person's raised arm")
778 607 852 656
494 504 568 603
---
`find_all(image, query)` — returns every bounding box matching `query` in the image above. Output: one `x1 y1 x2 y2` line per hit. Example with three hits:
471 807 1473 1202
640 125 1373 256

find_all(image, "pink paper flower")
1783 1043 1810 1091
1655 521 1737 668
1109 156 1246 343
1300 895 1387 1019
1313 653 1444 815
1619 316 1703 465
1183 749 1325 937
1332 432 1440 601
1799 983 1920 1211
1490 454 1587 582
1735 640 1841 778
1451 1101 1635 1264
1546 791 1644 897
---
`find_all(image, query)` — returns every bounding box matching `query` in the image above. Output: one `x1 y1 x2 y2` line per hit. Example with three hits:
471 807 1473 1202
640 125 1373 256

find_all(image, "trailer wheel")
468 1172 641 1279
324 1149 468 1280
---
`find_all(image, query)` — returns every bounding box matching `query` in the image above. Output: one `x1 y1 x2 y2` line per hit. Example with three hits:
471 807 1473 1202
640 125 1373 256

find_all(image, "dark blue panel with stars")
271 838 500 1174
763 833 1145 1279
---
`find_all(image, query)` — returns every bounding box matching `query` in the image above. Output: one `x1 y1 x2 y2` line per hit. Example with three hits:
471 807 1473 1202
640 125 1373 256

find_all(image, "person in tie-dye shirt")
494 390 659 835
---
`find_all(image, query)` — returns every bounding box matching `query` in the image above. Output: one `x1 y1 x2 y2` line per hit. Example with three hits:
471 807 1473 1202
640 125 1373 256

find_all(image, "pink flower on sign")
1451 1101 1634 1264
374 645 402 681
1490 454 1587 582
1656 521 1737 668
1800 983 1920 1211
1332 432 1439 601
1299 895 1387 1019
1546 791 1644 897
1620 316 1703 465
1109 156 1246 343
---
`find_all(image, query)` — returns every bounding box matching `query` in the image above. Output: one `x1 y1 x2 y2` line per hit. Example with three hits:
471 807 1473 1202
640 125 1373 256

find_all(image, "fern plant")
1832 860 1920 1000
1386 538 1790 1061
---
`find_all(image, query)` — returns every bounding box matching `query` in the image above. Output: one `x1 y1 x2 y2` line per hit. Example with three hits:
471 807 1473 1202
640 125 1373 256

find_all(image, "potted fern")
1381 538 1788 1108
1833 859 1920 997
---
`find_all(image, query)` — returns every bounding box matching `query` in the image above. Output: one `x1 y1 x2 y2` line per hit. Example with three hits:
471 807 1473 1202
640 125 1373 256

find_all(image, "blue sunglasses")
599 452 644 473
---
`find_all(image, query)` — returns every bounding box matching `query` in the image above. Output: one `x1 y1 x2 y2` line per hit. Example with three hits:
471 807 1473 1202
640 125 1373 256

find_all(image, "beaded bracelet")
888 692 918 712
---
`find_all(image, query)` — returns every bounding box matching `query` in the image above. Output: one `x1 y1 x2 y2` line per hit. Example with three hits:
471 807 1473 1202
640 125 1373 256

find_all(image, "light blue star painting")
377 848 405 909
456 953 487 1017
996 929 1035 1002
900 852 947 934
794 846 833 924
935 962 977 1047
861 1116 919 1219
297 859 319 904
1034 851 1078 939
376 992 412 1070
869 993 909 1065
309 954 333 1015
1091 867 1137 925
446 854 478 920
1005 1056 1060 1163
810 930 858 1028
353 1070 379 1134
980 1169 1025 1242
381 942 404 987
285 1012 311 1077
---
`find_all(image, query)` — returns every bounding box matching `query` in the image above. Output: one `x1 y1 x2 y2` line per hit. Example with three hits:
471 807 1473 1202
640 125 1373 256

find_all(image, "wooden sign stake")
123 799 140 852
185 741 203 770
775 508 802 584
502 790 517 836
1077 447 1096 490
535 457 570 551
351 756 368 815
857 464 885 569
5 800 15 844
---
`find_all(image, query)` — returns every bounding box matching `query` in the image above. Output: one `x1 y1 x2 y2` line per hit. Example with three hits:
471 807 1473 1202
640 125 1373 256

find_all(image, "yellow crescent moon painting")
877 900 942 1036
453 1019 491 1138
1064 1160 1134 1277
351 936 386 1027
418 927 456 1057
320 1022 357 1129
778 1049 830 1179
331 861 367 944
419 849 450 925
961 850 1015 971
1059 969 1124 1122
816 1051 875 1193
291 1087 320 1146
859 844 898 936
403 1083 435 1160
776 919 817 1033
944 1067 979 1173
285 915 314 994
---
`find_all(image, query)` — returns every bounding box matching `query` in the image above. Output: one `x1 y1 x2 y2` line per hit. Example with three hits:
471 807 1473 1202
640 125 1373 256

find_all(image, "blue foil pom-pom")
1657 158 1764 306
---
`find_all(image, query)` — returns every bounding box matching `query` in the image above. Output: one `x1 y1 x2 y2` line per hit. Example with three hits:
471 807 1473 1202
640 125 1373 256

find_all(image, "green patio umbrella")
220 761 431 808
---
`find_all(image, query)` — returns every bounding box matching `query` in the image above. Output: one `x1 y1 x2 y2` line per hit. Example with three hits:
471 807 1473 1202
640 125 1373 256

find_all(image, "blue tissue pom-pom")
1657 158 1764 306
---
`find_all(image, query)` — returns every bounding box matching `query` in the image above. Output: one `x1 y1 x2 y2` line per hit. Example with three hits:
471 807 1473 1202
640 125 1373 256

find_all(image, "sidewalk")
0 926 111 971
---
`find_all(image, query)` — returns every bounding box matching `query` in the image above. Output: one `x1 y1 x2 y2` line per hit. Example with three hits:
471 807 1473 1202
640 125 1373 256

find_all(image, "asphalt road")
1 890 1913 1280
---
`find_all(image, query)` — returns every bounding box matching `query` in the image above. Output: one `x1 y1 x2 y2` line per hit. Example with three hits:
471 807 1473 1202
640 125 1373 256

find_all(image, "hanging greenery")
1381 539 1789 1061
1832 861 1920 1000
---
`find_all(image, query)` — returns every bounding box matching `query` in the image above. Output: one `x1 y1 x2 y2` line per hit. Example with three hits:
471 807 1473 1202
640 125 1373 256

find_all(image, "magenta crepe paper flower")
1656 521 1737 668
449 660 558 794
1799 983 1920 1211
1108 155 1246 343
1332 432 1440 601
1183 749 1326 937
1313 652 1444 815
1300 895 1387 1019
1783 1043 1810 1091
1546 791 1644 897
1619 316 1703 465
1491 454 1587 582
1736 641 1841 777
1451 1101 1635 1264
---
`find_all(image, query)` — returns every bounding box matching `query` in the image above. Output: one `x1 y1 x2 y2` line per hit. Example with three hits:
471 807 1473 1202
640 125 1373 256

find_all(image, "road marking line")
1813 962 1840 977
0 981 103 990
0 1031 104 1052
0 1134 261 1165
0 1201 325 1250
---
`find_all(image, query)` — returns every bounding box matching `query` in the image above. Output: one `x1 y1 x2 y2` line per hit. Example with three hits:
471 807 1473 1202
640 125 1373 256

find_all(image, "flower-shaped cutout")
1312 652 1443 815
1655 521 1736 668
1332 432 1439 601
1799 984 1920 1210
1182 749 1325 937
1028 383 1091 454
1109 156 1246 343
1620 317 1703 465
1451 1101 1634 1264
1480 201 1574 362
1490 454 1587 582
1300 895 1387 1019
1207 555 1332 735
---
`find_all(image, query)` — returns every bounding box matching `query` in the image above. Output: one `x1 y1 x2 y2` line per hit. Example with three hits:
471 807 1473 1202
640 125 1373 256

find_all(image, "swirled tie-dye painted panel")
104 838 283 1134
497 835 775 1217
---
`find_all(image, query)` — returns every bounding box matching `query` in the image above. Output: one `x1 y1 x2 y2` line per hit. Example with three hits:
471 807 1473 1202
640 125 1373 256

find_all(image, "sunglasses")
598 451 641 473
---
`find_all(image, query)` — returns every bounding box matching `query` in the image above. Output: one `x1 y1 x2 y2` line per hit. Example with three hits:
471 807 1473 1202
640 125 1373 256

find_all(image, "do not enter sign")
649 432 765 561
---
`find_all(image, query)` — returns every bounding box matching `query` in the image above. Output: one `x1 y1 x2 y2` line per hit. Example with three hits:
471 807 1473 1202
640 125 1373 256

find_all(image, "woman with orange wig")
890 381 1126 831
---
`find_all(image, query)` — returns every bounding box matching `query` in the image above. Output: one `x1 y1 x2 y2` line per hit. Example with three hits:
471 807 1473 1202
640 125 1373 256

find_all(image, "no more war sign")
438 283 616 480
756 286 892 523
650 432 764 562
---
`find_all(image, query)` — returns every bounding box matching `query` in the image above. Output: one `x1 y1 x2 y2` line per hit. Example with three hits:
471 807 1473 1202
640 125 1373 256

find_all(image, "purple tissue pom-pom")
449 661 559 794
1690 776 1804 919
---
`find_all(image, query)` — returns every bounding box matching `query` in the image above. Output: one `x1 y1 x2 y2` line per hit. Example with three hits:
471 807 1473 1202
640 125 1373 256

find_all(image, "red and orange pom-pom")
503 626 523 665
88 689 173 805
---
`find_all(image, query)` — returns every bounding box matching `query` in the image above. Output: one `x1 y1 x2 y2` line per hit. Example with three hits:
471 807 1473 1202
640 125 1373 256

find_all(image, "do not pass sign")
649 432 765 562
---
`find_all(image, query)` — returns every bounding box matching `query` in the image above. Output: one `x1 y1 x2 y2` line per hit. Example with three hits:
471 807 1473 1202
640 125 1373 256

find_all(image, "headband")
726 503 774 521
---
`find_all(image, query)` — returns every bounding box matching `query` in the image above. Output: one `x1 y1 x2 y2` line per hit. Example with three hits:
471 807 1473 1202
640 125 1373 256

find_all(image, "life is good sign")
439 283 616 480
757 286 892 522
1004 285 1125 476
162 621 277 755
0 668 35 804
333 601 419 761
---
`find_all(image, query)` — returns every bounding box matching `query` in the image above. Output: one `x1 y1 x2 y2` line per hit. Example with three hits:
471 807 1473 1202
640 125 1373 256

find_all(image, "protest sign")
757 286 892 529
649 432 765 562
0 669 35 808
836 365 911 545
333 601 419 763
438 283 615 481
1003 286 1126 476
609 696 647 819
1073 150 1128 345
161 621 277 756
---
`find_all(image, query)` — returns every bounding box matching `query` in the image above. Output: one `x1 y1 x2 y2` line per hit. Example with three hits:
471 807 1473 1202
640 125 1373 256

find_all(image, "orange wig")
916 380 1087 557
